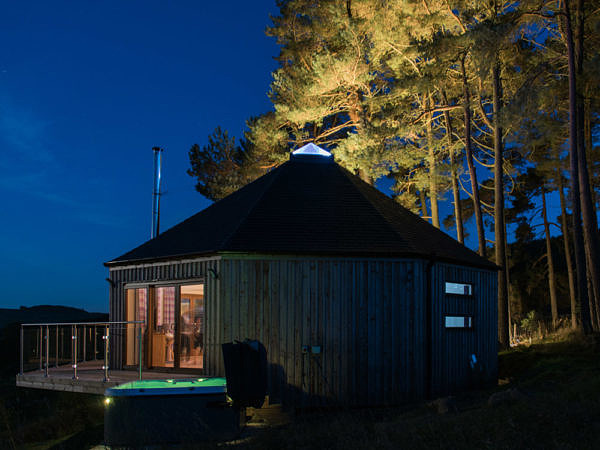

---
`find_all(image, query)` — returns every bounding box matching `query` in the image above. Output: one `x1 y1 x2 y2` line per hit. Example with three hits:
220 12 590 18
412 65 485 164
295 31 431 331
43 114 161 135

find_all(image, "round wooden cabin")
105 144 498 408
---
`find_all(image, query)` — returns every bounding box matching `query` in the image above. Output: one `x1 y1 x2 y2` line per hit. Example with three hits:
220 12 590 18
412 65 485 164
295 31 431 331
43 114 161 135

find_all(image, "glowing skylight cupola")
292 143 332 157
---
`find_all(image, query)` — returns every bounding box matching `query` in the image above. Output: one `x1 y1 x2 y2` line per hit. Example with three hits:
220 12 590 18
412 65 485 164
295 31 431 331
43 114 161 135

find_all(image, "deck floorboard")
16 361 201 395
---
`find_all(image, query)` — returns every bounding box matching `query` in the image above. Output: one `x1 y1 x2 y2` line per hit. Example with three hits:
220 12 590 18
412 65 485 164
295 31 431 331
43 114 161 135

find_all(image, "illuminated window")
125 283 205 370
125 288 147 366
445 316 473 329
445 282 472 296
179 284 204 370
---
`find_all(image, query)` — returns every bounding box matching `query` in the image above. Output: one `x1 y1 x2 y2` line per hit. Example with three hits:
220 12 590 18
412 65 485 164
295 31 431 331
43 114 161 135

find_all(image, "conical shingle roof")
106 149 496 269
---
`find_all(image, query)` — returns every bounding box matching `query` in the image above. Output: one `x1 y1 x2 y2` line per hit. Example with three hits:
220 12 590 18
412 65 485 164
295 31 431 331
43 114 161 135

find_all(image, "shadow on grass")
229 333 600 450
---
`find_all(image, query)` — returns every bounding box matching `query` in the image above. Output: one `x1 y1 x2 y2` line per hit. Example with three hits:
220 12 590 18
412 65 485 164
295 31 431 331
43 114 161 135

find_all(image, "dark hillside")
0 306 108 449
0 305 107 329
0 306 108 378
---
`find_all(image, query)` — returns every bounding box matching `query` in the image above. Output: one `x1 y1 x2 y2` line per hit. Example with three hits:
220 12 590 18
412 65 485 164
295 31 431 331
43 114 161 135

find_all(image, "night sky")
1 2 279 312
0 2 563 314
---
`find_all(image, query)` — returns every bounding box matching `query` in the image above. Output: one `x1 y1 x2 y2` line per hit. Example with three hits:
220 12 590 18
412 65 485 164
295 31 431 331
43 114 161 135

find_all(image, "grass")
0 380 104 449
2 332 599 449
230 332 600 450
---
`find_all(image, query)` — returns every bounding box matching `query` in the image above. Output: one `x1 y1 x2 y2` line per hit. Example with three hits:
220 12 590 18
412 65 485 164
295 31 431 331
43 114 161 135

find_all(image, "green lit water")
112 377 227 390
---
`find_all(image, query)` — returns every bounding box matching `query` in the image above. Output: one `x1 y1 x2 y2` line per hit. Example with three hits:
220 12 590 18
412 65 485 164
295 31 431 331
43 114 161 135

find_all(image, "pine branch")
410 105 462 125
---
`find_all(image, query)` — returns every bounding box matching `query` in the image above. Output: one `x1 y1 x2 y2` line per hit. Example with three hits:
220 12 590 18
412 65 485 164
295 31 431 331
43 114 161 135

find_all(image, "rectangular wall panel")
219 256 426 408
430 263 498 396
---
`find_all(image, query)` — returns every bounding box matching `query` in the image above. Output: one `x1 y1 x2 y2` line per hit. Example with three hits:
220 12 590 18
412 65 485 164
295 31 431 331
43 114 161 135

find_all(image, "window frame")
123 279 206 372
444 314 474 330
444 281 474 297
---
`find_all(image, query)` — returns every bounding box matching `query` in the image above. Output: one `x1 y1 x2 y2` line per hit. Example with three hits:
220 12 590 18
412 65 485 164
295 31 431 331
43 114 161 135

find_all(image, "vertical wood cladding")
430 262 498 397
219 257 427 408
108 255 497 408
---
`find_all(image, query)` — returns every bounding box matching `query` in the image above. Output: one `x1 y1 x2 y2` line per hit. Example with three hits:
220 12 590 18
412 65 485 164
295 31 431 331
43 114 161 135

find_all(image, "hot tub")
104 378 242 447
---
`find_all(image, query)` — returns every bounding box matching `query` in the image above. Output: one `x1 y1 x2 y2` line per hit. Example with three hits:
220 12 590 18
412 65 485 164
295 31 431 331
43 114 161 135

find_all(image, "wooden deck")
16 361 201 395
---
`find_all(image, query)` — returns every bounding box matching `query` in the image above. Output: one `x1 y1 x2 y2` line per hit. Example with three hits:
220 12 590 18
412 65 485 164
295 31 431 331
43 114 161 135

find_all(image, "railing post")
103 324 110 382
38 326 42 371
44 325 49 378
83 325 87 362
19 321 137 382
72 325 78 380
19 325 23 375
138 324 143 380
55 325 59 368
60 327 64 367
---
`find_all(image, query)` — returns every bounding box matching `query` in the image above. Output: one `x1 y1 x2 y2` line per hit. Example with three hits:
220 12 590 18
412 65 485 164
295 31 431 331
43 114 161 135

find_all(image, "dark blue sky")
1 2 279 312
0 2 565 314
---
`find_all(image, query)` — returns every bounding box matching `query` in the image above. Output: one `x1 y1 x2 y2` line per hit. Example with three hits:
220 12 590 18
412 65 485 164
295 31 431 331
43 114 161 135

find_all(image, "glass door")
150 286 176 368
125 288 147 366
127 283 205 371
179 284 204 369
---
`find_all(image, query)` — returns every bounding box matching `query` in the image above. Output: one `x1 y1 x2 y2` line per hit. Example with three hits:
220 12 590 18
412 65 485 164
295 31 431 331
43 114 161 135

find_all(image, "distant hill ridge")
0 305 108 329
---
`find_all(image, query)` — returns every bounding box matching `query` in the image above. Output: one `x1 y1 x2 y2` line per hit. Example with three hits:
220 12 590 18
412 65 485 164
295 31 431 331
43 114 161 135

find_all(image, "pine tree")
187 127 252 201
562 0 592 333
265 0 386 182
558 175 578 328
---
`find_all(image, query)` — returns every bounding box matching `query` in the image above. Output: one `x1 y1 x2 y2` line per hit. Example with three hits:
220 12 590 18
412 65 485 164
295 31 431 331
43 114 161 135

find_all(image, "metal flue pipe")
151 147 163 239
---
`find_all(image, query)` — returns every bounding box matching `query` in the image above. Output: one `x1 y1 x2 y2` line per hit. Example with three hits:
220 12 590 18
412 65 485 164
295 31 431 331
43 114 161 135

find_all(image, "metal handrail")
19 321 144 382
20 321 143 327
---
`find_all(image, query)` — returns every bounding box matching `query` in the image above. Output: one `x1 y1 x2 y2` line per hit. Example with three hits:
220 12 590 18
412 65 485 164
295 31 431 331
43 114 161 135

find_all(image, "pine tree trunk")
449 139 464 243
492 63 509 349
584 98 597 212
419 190 429 219
357 169 371 184
563 0 592 333
504 218 513 342
442 92 464 243
574 0 600 332
348 88 372 185
585 250 599 330
577 113 600 329
461 57 486 257
558 176 578 329
542 191 559 328
426 94 440 229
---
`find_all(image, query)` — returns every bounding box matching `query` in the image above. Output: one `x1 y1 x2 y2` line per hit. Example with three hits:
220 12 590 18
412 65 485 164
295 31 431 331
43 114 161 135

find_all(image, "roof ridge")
218 161 287 249
336 165 419 253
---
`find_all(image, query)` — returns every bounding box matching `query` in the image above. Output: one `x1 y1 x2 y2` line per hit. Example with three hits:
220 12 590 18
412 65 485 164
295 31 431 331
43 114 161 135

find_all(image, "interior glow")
445 316 473 328
179 284 204 369
445 282 472 296
181 284 204 296
292 142 332 157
